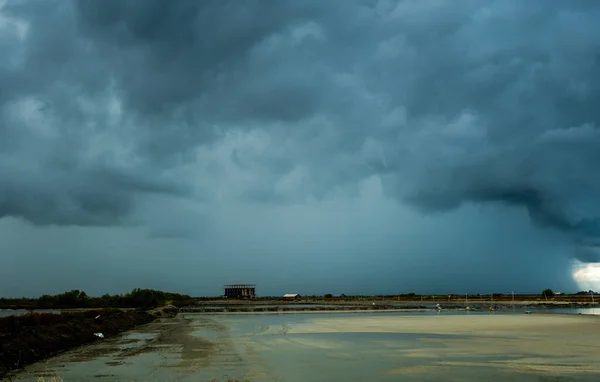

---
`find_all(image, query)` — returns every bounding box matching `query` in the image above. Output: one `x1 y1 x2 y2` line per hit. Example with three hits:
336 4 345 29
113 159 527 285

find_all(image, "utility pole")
512 291 515 314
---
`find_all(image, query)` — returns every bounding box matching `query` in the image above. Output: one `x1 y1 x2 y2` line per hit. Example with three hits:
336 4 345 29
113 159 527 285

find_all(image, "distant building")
283 293 300 299
224 284 256 298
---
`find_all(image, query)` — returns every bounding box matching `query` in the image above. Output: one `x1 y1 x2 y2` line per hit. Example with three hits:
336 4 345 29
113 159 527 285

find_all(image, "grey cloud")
408 181 599 237
72 0 322 121
4 1 600 216
573 247 600 264
1 0 600 294
2 0 599 228
0 161 188 226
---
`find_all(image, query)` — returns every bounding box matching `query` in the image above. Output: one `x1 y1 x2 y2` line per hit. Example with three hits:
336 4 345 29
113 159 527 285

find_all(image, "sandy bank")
290 313 599 338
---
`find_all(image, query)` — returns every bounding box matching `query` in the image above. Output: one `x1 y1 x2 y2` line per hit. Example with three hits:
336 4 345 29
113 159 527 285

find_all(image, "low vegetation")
0 288 193 310
2 289 598 312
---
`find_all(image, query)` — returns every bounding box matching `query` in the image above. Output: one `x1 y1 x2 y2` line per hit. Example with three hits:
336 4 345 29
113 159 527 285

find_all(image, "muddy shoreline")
0 308 175 379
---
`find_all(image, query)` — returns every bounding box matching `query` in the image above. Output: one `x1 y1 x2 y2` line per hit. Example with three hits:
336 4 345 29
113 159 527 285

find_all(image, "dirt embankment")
194 297 599 306
182 299 599 313
0 307 177 379
179 304 428 313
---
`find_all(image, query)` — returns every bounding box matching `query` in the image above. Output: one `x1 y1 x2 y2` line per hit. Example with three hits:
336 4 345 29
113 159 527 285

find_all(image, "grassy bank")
0 307 176 379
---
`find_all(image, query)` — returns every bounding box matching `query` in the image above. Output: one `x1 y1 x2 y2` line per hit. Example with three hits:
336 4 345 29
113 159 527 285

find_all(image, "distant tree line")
0 289 193 310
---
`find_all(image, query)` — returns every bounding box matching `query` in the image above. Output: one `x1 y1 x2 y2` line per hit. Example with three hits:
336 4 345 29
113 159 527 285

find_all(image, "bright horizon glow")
572 261 600 291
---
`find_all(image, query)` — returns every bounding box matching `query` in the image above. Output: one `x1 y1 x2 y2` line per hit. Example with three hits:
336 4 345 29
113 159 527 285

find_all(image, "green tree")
542 289 554 298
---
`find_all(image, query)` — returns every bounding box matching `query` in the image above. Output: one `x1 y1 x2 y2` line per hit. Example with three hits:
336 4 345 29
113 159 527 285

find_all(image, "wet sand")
291 313 599 336
12 316 267 381
288 314 600 378
12 313 600 381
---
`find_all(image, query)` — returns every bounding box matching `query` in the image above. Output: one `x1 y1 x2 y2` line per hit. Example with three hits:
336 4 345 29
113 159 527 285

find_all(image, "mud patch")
113 317 220 367
0 310 157 378
104 361 125 366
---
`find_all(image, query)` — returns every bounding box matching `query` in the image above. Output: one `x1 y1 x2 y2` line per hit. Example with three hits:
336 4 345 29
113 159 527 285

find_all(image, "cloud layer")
1 0 599 295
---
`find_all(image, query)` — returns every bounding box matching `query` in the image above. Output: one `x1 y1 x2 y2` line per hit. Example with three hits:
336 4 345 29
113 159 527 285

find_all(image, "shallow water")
206 313 600 381
13 312 600 381
533 307 599 314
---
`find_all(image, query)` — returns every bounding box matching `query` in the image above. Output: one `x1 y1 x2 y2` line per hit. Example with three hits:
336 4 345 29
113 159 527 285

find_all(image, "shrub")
542 289 554 298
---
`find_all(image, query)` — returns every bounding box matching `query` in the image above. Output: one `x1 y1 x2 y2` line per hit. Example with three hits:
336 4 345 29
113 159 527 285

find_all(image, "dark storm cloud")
72 0 323 122
407 182 600 240
0 160 188 226
573 247 600 264
1 0 599 252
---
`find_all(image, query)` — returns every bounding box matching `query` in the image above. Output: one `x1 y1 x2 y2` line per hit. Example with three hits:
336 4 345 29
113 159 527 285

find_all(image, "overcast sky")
1 0 599 297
